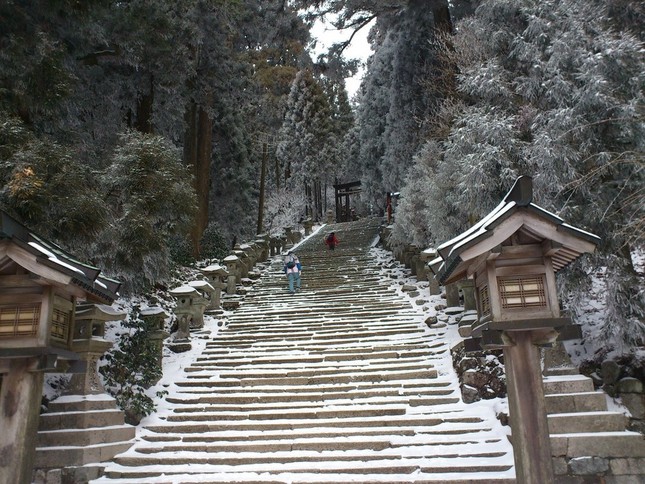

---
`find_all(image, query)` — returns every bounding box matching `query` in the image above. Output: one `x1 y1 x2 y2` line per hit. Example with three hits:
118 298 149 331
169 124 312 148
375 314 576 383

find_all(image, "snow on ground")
91 224 515 483
44 221 639 481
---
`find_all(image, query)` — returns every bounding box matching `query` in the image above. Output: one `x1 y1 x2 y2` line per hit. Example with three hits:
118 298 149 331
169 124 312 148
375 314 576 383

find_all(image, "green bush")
200 223 229 260
99 305 167 424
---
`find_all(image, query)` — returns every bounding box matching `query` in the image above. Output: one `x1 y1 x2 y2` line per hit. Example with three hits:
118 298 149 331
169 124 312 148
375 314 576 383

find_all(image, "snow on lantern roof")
140 307 168 317
202 264 227 274
189 280 215 292
432 176 600 285
169 285 199 296
0 210 120 303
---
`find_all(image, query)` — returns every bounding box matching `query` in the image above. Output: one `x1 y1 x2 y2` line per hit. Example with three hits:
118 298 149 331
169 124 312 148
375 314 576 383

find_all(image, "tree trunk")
135 74 154 134
184 95 213 257
257 141 268 234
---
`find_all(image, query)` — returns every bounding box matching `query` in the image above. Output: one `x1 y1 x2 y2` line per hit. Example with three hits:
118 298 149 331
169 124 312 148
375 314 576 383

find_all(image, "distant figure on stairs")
324 232 339 251
283 251 301 294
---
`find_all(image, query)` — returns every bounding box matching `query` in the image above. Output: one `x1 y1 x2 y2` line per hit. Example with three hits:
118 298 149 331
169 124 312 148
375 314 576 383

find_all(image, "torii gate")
333 180 361 222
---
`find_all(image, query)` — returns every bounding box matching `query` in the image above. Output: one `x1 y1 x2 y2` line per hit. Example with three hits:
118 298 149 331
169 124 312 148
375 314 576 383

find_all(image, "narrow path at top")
95 217 515 484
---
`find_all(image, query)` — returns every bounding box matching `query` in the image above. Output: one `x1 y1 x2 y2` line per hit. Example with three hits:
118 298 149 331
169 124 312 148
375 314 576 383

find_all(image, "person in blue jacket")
283 251 301 294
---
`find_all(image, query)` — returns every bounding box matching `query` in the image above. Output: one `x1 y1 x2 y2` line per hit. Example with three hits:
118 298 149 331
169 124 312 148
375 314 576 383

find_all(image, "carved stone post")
201 265 228 310
223 255 240 294
170 286 197 340
140 307 169 373
303 218 313 236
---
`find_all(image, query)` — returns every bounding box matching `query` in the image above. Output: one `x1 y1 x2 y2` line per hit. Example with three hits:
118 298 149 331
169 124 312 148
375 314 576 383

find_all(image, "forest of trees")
1 0 643 351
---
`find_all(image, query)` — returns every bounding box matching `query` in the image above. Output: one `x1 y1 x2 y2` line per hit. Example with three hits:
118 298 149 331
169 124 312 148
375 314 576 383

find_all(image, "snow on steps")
93 219 515 483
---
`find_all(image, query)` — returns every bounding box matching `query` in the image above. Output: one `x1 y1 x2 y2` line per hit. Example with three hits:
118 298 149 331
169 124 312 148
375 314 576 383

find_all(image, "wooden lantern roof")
430 176 600 285
0 211 120 303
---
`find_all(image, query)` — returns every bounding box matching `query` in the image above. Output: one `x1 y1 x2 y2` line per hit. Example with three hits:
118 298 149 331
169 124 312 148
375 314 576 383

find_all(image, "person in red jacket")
324 232 339 251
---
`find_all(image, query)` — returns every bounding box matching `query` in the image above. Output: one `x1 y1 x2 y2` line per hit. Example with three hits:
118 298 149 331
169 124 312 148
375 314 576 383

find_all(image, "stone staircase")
544 374 645 480
34 394 135 483
93 217 516 483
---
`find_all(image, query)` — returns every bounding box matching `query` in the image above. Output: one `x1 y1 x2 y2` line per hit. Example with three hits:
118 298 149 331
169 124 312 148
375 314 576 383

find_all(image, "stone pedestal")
458 279 477 311
445 283 460 307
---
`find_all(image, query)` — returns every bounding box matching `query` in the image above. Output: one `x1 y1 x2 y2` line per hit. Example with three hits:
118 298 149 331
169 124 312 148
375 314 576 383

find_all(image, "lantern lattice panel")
479 284 491 316
0 304 41 338
50 307 71 342
498 275 547 309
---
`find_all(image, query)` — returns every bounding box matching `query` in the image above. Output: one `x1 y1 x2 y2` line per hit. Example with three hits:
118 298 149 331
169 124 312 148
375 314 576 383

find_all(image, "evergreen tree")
397 0 645 350
275 69 335 222
96 131 196 293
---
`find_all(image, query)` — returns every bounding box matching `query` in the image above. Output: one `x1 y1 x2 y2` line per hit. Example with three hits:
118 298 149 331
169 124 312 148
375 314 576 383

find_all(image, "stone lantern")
223 255 240 294
0 211 120 484
430 176 599 484
68 304 127 395
201 264 228 310
269 236 280 256
420 248 440 295
254 237 269 262
169 285 199 341
303 218 313 236
187 280 214 328
233 248 250 278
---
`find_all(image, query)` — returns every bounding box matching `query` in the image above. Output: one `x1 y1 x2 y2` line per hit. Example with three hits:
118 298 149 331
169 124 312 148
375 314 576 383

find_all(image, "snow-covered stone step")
545 391 608 413
222 318 424 331
182 369 439 385
38 425 136 447
547 411 629 434
144 414 489 432
94 473 515 484
164 405 411 422
39 409 126 431
202 342 442 356
140 425 504 443
184 360 435 376
109 454 514 474
196 349 443 365
204 328 425 344
543 374 595 395
171 385 455 402
173 379 452 392
166 388 459 405
35 442 134 468
132 435 509 455
550 431 645 458
167 397 462 413
186 355 431 371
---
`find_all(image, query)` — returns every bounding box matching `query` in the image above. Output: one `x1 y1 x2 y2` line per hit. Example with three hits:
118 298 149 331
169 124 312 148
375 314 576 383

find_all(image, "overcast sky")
309 18 374 99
